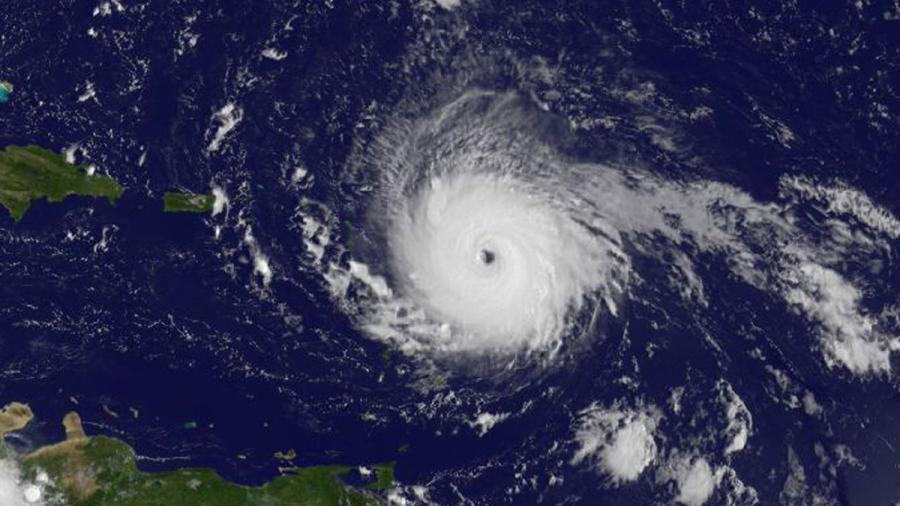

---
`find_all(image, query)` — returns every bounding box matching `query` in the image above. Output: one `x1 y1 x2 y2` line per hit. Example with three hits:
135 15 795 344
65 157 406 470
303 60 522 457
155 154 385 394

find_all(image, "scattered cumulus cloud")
781 260 896 375
779 175 900 240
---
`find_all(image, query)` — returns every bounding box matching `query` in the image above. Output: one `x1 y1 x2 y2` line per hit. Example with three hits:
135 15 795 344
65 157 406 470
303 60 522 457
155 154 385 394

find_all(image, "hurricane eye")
378 95 619 355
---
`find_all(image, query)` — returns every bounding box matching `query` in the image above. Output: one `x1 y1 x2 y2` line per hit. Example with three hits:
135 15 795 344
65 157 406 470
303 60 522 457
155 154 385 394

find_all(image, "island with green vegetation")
163 191 215 213
0 80 12 103
0 144 124 221
1 402 396 505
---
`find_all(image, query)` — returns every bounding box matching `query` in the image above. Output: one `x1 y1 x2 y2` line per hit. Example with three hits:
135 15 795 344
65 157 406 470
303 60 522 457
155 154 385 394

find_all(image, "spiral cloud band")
366 91 627 354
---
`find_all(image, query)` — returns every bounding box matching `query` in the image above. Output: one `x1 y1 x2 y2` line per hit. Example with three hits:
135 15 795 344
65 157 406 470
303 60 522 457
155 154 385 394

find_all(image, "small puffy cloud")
434 0 461 10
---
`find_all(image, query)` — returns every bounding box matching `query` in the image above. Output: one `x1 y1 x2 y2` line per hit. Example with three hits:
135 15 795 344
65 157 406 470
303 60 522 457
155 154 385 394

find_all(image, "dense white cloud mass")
673 457 716 506
571 403 660 485
0 459 45 506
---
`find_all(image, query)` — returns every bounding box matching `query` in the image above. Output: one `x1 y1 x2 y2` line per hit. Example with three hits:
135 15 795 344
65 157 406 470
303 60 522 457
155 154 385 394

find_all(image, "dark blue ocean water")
1 1 899 504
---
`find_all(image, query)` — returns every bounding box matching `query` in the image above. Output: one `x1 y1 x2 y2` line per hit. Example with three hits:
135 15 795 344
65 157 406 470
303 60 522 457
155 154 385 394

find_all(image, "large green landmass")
163 191 215 213
0 145 124 221
1 403 394 506
0 143 219 220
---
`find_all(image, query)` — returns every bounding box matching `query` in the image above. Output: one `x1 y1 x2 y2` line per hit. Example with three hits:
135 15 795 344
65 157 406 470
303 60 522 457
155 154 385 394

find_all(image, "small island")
0 144 124 221
163 191 215 213
1 402 395 505
0 80 12 103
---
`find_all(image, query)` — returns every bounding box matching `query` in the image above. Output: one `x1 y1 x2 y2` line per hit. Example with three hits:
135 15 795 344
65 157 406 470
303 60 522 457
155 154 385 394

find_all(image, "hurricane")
321 80 899 378
370 91 627 355
4 1 900 504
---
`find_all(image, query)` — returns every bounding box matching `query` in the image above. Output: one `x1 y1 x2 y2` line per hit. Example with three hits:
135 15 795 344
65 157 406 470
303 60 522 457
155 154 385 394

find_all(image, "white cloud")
665 456 717 506
434 0 461 10
211 186 229 217
468 412 508 437
242 226 273 287
779 175 900 240
253 253 272 286
716 381 752 455
782 261 896 375
261 48 287 61
0 459 45 506
207 103 243 152
802 392 823 417
348 261 392 298
77 81 97 103
300 214 329 263
571 402 660 485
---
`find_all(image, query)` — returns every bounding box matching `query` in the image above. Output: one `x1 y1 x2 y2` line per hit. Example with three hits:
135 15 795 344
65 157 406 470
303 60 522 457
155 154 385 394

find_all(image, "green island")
0 144 124 221
163 192 215 213
0 80 12 103
1 402 395 506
